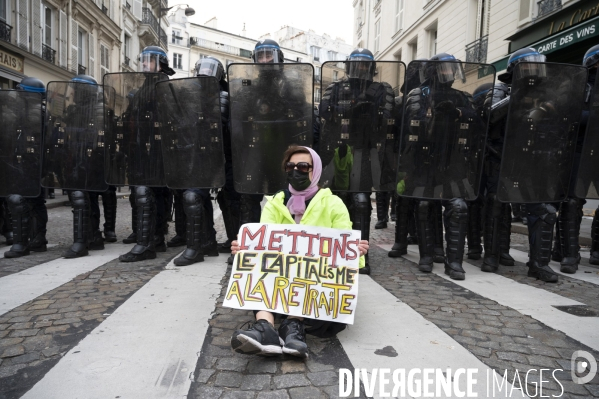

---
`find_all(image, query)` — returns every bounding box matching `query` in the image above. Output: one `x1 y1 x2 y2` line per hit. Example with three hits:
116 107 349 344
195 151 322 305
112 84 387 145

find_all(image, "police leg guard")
466 199 483 260
558 198 584 273
174 190 205 266
29 208 48 253
482 194 502 272
407 200 418 244
353 193 371 275
499 203 515 266
63 191 91 259
2 201 13 245
389 197 409 257
590 207 599 265
216 189 232 251
123 188 137 244
551 216 563 262
527 204 559 283
167 191 186 247
443 198 467 280
88 193 105 251
119 186 157 262
4 195 31 258
432 202 445 263
102 188 118 242
375 191 389 229
416 201 435 272
390 194 397 222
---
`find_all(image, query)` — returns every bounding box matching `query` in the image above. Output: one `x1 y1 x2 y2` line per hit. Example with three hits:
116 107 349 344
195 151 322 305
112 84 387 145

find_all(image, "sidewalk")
44 190 129 210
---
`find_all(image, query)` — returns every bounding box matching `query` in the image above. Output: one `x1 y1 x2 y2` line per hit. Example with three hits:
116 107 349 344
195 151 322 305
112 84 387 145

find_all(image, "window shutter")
71 19 78 73
132 0 142 21
31 0 42 56
16 0 28 50
89 32 95 78
59 10 67 67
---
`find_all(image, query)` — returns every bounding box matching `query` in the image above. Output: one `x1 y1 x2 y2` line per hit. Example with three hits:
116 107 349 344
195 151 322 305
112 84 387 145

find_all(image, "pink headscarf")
286 146 322 223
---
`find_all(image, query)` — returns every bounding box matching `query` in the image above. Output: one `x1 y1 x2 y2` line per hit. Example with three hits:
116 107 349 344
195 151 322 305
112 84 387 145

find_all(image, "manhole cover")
553 305 599 317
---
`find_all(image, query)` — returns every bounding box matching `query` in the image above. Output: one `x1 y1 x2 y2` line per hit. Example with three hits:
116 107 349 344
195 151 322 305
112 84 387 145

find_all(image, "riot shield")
41 82 107 192
318 60 405 192
155 77 225 189
0 91 43 197
574 77 599 199
498 63 587 203
228 63 313 194
396 61 494 200
103 72 168 187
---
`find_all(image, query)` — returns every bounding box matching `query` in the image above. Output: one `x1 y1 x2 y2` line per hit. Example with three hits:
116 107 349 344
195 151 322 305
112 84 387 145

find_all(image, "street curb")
45 192 128 210
511 222 592 246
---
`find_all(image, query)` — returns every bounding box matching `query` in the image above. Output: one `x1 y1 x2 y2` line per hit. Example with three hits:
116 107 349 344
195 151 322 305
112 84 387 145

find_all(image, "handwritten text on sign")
223 223 361 324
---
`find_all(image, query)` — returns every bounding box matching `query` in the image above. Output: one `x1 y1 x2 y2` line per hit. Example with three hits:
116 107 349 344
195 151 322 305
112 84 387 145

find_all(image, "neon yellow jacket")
261 188 365 269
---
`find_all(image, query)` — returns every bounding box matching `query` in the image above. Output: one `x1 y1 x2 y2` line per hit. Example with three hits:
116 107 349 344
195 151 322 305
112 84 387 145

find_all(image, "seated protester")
229 146 369 358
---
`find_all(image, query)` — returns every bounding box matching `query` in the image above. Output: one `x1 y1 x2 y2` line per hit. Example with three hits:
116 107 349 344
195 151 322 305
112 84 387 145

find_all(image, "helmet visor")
584 50 599 68
435 61 465 84
514 61 547 80
196 58 224 80
347 60 374 80
138 52 161 72
254 48 280 63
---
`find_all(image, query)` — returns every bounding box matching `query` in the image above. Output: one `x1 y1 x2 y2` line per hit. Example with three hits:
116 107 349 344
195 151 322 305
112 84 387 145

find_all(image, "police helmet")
195 56 225 81
253 39 284 63
506 47 546 80
420 53 464 85
583 44 599 68
472 82 493 106
17 77 46 93
69 74 99 104
138 46 175 76
345 48 376 80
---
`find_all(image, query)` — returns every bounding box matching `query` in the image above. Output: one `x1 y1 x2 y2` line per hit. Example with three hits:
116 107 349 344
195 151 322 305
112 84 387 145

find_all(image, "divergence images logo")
571 350 598 385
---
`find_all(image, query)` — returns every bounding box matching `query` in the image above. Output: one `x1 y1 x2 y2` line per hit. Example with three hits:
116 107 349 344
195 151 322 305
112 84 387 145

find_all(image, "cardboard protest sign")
223 223 361 324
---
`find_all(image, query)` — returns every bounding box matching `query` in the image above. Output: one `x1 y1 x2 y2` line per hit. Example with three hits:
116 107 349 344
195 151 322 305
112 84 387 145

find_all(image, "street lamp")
158 4 195 49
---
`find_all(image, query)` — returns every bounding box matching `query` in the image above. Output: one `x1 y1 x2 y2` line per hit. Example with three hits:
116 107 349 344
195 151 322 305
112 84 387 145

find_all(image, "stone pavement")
0 200 598 398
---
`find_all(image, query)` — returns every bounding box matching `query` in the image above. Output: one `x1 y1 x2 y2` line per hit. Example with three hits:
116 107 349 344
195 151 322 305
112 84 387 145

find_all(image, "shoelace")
237 319 267 332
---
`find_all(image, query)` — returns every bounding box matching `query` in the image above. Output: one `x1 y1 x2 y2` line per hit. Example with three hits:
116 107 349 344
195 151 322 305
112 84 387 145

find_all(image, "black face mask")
287 169 311 191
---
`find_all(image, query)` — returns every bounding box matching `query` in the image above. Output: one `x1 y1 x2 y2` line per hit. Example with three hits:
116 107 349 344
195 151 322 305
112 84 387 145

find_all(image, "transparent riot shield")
228 63 313 194
41 82 107 192
574 77 599 199
396 61 494 200
0 91 43 197
318 60 405 192
103 72 168 187
498 63 587 203
155 77 225 189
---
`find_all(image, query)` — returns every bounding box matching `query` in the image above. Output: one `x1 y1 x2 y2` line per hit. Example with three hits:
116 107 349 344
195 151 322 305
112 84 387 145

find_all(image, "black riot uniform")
318 48 395 275
2 77 48 258
118 46 175 263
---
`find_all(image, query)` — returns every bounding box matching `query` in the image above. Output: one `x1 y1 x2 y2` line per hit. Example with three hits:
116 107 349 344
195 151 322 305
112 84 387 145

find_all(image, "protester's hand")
358 240 369 256
230 240 240 255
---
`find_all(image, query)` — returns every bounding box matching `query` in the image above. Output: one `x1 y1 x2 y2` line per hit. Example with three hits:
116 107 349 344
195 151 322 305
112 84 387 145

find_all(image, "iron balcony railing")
142 7 160 36
537 0 562 19
124 56 130 66
189 36 252 58
42 44 56 64
102 5 108 15
465 35 488 69
0 20 11 43
78 64 86 75
125 2 131 10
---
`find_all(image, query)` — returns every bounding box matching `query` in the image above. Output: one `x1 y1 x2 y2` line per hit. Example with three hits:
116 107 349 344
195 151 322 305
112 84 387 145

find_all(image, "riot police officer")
3 77 48 258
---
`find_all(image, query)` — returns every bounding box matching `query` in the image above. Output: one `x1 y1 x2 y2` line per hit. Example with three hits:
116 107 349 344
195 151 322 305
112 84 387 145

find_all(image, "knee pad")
353 193 371 212
535 203 557 225
183 190 203 216
135 186 154 206
70 191 89 210
417 201 431 220
7 194 27 214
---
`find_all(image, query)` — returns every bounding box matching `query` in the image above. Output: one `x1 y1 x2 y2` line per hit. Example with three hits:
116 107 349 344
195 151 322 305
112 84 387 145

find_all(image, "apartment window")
314 66 321 79
173 53 182 69
172 29 182 45
429 30 437 56
477 0 490 38
410 41 418 61
100 44 110 76
43 5 52 46
77 30 86 66
311 46 320 61
314 88 321 103
519 0 533 21
374 19 381 52
333 70 338 81
0 0 7 22
395 0 404 32
124 35 130 58
328 51 337 61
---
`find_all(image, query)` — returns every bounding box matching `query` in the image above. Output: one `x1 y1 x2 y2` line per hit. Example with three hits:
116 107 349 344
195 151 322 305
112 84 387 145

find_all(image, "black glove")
435 100 459 119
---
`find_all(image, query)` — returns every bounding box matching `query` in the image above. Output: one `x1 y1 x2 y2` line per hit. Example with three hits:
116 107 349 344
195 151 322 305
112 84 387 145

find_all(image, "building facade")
354 0 596 75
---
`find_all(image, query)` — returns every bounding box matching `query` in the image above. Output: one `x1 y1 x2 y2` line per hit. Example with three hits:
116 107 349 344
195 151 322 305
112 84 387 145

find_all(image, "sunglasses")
285 162 313 173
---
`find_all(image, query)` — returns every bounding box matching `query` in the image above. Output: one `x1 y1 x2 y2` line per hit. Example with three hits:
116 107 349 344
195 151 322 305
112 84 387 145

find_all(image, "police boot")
390 194 397 222
499 203 515 266
482 194 501 273
119 186 157 262
407 200 418 244
389 197 409 257
174 191 205 266
4 195 31 258
375 192 389 229
102 189 118 243
416 201 435 272
466 199 483 260
353 193 371 275
123 189 137 244
167 192 186 247
590 208 599 265
527 204 559 283
63 191 91 259
443 198 467 280
432 202 445 263
28 214 48 253
558 198 583 274
551 216 563 262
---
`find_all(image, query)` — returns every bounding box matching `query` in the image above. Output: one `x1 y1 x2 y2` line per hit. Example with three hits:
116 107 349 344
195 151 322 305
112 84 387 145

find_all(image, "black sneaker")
278 318 308 359
231 319 283 356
